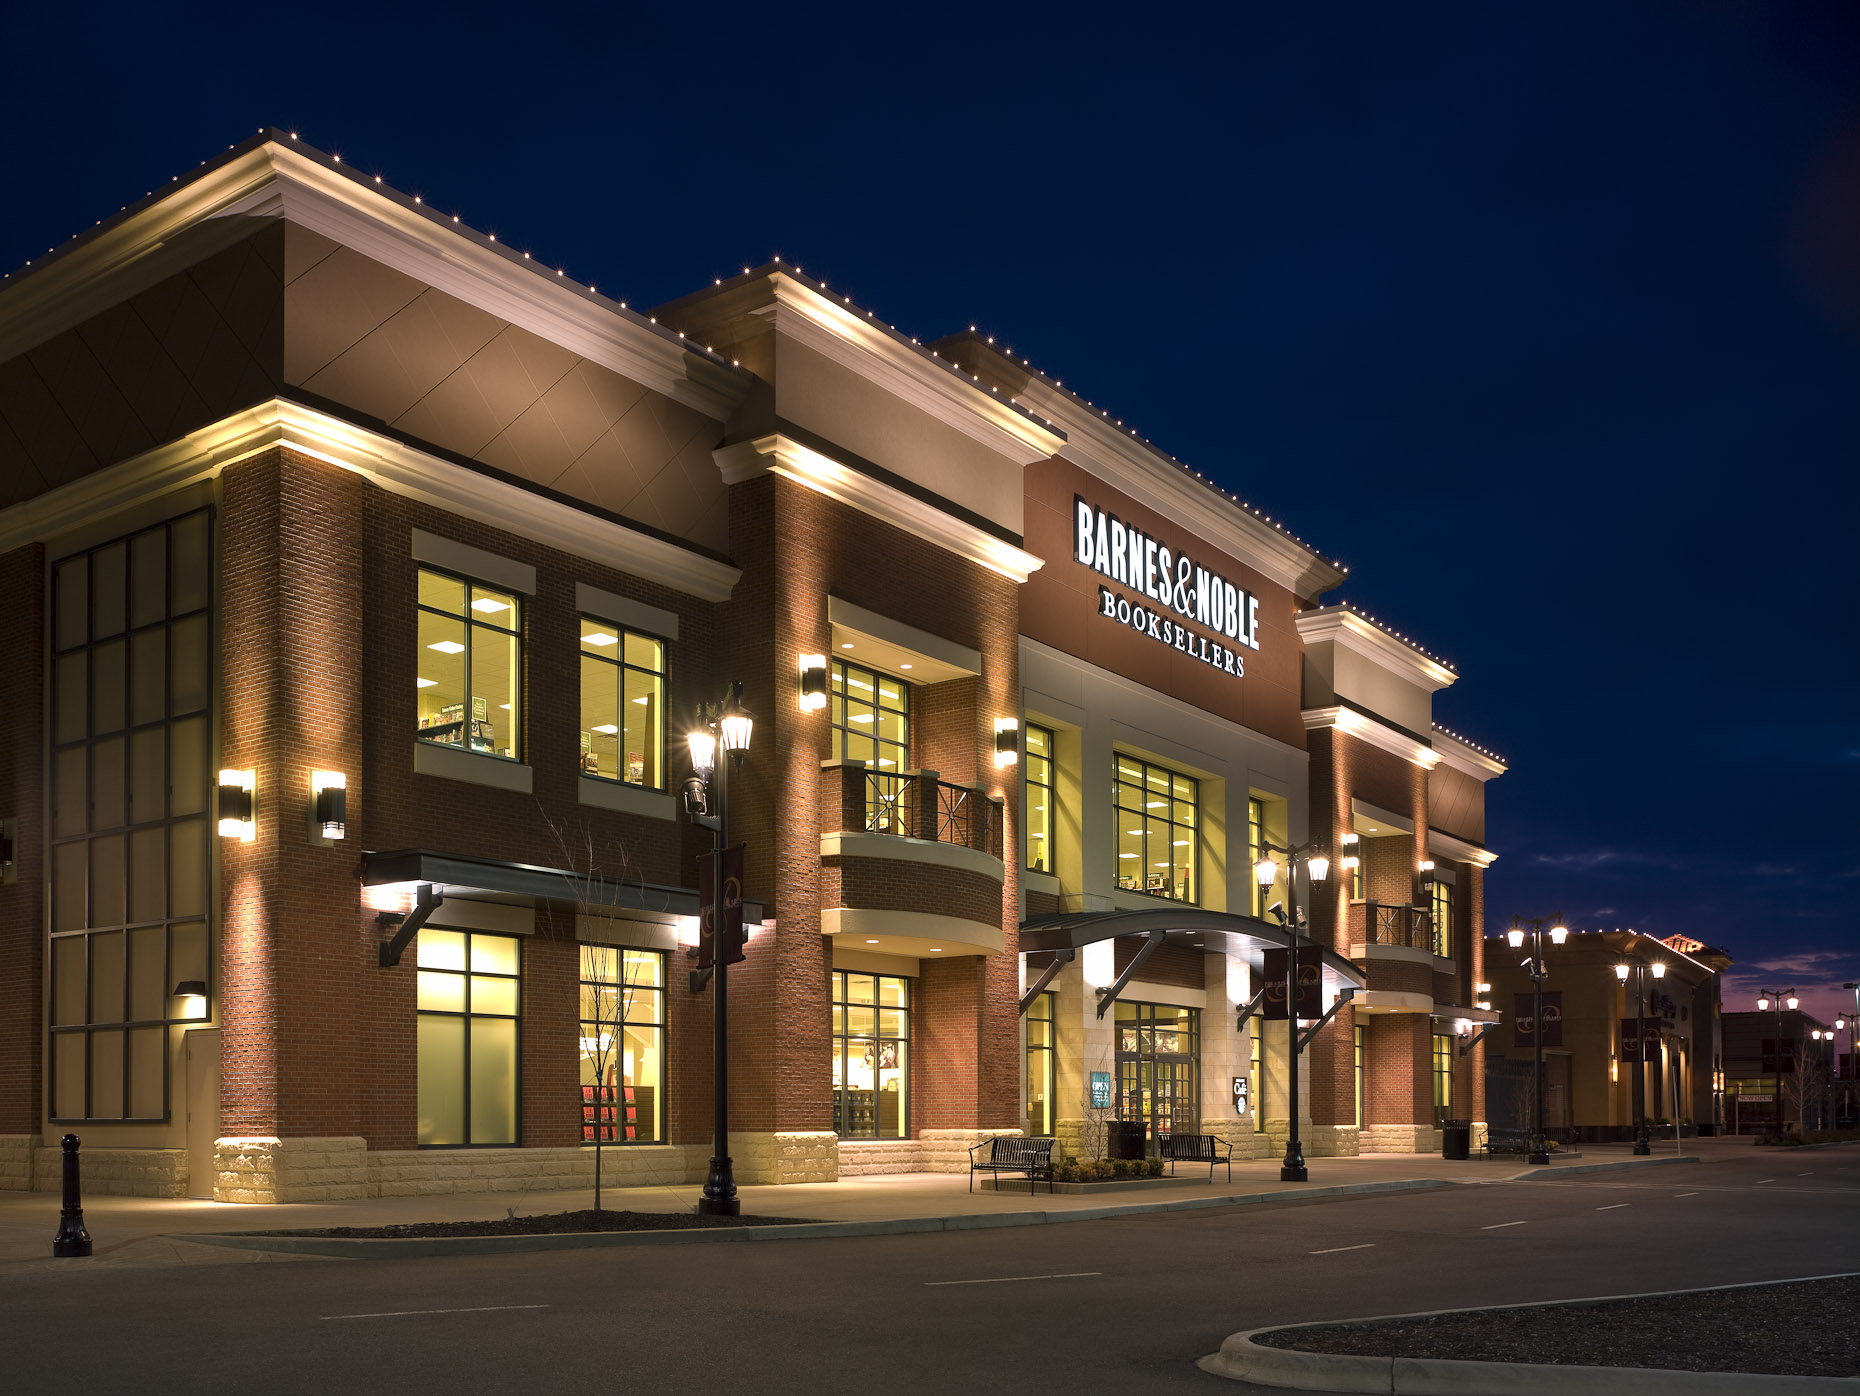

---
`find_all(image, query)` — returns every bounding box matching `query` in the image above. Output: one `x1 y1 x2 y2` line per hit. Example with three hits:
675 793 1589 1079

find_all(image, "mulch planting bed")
239 1210 823 1238
1254 1275 1860 1379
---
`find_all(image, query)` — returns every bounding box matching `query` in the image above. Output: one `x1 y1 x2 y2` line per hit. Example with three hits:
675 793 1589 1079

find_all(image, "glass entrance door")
1114 1001 1201 1144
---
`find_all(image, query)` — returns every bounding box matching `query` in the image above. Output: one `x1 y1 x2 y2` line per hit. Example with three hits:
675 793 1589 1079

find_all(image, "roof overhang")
1019 907 1366 999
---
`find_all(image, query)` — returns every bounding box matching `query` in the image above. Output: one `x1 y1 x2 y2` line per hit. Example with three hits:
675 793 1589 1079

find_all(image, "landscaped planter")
979 1174 1183 1195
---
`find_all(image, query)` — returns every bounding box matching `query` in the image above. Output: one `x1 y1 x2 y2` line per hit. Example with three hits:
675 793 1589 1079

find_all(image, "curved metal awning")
1019 907 1366 1013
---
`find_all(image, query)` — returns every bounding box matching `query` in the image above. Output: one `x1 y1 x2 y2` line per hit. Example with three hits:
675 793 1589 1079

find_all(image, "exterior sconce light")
798 654 827 711
217 769 255 842
994 718 1019 767
172 980 208 1021
0 816 14 884
1418 859 1435 885
1339 832 1358 871
311 771 347 842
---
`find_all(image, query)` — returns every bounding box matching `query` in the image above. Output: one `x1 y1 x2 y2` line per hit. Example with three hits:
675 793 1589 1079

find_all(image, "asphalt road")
5 1149 1854 1395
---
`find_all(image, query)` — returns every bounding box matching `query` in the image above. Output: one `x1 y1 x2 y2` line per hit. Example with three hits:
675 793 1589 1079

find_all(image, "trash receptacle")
1442 1121 1470 1160
1107 1120 1147 1160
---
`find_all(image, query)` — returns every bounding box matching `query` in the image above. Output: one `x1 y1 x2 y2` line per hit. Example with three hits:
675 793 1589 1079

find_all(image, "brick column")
0 543 45 1140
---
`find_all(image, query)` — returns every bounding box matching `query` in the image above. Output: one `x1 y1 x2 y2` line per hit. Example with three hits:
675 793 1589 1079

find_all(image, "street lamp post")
1810 1026 1845 1130
1613 951 1667 1155
1254 838 1330 1184
684 683 754 1218
1506 916 1568 1165
1845 983 1859 1128
1755 989 1798 1139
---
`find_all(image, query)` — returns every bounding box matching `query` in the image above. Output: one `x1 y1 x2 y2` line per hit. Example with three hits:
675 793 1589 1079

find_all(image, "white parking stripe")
1310 1243 1376 1254
1676 1192 1700 1198
1596 1203 1630 1210
322 1305 549 1321
1481 1220 1528 1230
925 1272 1102 1287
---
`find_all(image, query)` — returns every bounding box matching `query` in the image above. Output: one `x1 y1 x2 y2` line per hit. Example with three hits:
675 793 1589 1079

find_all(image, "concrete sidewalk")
0 1140 1710 1271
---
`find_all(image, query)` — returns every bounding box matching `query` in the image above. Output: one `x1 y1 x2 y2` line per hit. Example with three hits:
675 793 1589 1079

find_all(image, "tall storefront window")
1115 1001 1200 1140
579 946 664 1143
1113 756 1198 903
1248 1026 1262 1126
416 568 521 759
417 930 520 1146
48 510 213 1122
1025 725 1055 874
1433 1033 1453 1127
831 660 908 768
1025 990 1055 1136
1247 797 1265 915
578 621 665 788
832 971 909 1138
1429 880 1453 958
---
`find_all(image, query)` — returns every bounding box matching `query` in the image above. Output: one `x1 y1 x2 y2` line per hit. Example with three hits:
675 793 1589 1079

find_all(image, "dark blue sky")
4 3 1855 1018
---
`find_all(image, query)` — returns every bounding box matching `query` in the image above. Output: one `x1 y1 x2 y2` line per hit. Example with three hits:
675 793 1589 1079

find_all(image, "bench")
1161 1132 1231 1182
1476 1127 1582 1160
969 1135 1055 1194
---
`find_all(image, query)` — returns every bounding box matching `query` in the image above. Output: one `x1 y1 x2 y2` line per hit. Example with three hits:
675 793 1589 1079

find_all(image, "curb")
173 1176 1454 1260
1506 1153 1699 1180
1198 1272 1860 1395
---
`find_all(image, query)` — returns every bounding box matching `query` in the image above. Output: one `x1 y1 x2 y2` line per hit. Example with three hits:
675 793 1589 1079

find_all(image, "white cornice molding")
0 399 743 602
1431 727 1508 780
1294 608 1457 692
715 433 1045 584
1304 705 1441 770
1017 381 1347 601
0 142 751 422
770 277 1065 466
1428 827 1498 869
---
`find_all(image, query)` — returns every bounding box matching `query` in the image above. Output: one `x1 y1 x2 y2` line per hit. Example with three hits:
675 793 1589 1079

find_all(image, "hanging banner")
1262 946 1323 1020
1513 991 1563 1047
695 843 747 969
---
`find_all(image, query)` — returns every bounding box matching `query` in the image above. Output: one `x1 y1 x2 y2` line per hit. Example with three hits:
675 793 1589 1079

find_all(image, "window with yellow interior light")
1114 754 1198 903
578 619 665 788
578 946 664 1143
416 568 521 760
1025 724 1056 874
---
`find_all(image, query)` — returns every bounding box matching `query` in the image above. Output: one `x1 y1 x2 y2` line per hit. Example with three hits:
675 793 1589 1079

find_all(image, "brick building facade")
0 132 1506 1201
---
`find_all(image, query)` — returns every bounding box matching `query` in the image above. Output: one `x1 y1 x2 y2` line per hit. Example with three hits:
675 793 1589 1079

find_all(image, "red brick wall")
0 543 45 1133
835 858 1003 927
1365 1013 1431 1127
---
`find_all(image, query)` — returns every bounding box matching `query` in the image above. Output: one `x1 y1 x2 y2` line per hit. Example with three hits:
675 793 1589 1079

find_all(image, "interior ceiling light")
427 640 464 654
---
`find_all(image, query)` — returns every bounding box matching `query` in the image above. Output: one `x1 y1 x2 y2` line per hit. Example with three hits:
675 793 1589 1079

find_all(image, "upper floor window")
417 568 521 760
1113 755 1198 903
1025 724 1056 874
1247 797 1265 915
832 659 908 770
1429 879 1453 958
579 621 665 788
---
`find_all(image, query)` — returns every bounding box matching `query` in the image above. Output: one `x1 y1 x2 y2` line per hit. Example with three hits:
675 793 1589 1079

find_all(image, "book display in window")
580 1082 638 1142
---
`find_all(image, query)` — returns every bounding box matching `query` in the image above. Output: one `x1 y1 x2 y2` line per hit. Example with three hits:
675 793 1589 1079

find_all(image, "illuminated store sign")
1074 497 1259 677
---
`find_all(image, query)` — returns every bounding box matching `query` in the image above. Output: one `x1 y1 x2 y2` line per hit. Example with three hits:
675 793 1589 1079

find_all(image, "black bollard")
52 1133 92 1258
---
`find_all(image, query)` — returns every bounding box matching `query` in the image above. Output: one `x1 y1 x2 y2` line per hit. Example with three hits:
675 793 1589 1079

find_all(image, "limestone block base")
0 1134 41 1191
1304 1124 1360 1158
1209 1119 1271 1160
33 1144 187 1198
216 1137 367 1203
1359 1124 1443 1155
835 1138 926 1176
921 1128 1020 1173
728 1131 837 1184
365 1143 704 1197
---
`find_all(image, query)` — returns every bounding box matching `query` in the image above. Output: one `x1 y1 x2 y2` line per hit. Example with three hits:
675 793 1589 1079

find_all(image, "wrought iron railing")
1363 901 1436 951
834 762 1003 859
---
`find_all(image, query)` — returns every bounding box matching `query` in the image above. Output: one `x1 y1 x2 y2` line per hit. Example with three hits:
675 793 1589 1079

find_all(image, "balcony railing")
831 761 1003 860
1362 901 1437 952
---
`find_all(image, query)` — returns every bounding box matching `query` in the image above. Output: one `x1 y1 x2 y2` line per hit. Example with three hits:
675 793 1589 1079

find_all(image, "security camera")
1267 900 1287 925
682 774 709 818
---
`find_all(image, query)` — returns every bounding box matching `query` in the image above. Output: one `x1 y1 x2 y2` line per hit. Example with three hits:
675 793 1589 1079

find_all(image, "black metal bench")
1161 1132 1231 1182
1477 1127 1581 1160
968 1135 1055 1194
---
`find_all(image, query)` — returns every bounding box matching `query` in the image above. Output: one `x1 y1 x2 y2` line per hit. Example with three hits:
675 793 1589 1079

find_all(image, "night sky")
4 4 1855 1020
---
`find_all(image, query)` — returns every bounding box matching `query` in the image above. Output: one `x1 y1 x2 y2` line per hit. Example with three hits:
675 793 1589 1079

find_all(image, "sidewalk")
0 1140 1708 1271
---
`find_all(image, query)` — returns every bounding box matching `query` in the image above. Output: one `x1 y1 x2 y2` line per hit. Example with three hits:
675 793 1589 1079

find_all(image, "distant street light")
1507 916 1568 1165
1613 951 1667 1155
1755 990 1799 1139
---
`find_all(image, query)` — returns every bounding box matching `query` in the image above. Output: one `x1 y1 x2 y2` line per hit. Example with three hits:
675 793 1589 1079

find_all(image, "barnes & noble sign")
1074 497 1260 678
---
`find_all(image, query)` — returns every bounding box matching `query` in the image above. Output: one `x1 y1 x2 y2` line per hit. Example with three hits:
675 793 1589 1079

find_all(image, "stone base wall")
1304 1124 1360 1158
0 1135 40 1191
367 1143 704 1197
729 1131 837 1184
215 1137 368 1203
1359 1124 1442 1155
33 1145 187 1198
835 1138 926 1177
1055 1117 1088 1164
1209 1119 1270 1161
922 1128 1019 1174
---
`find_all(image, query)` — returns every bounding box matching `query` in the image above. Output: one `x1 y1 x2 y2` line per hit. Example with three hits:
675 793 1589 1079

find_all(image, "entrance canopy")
1019 907 1366 1015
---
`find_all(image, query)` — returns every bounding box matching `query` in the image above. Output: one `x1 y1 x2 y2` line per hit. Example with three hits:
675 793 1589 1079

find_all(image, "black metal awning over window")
360 847 766 966
1018 907 1365 1017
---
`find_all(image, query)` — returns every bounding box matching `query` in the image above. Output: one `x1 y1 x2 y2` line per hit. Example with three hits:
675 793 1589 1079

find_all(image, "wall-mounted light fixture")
0 816 15 885
172 980 209 1021
1339 831 1358 872
311 770 347 842
798 654 827 711
1417 858 1435 885
217 770 255 842
994 717 1019 767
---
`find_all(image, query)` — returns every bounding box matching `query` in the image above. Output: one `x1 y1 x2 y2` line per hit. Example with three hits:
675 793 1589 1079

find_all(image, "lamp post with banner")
683 682 754 1217
1253 838 1330 1183
1755 989 1798 1138
1613 949 1667 1155
1506 915 1568 1165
